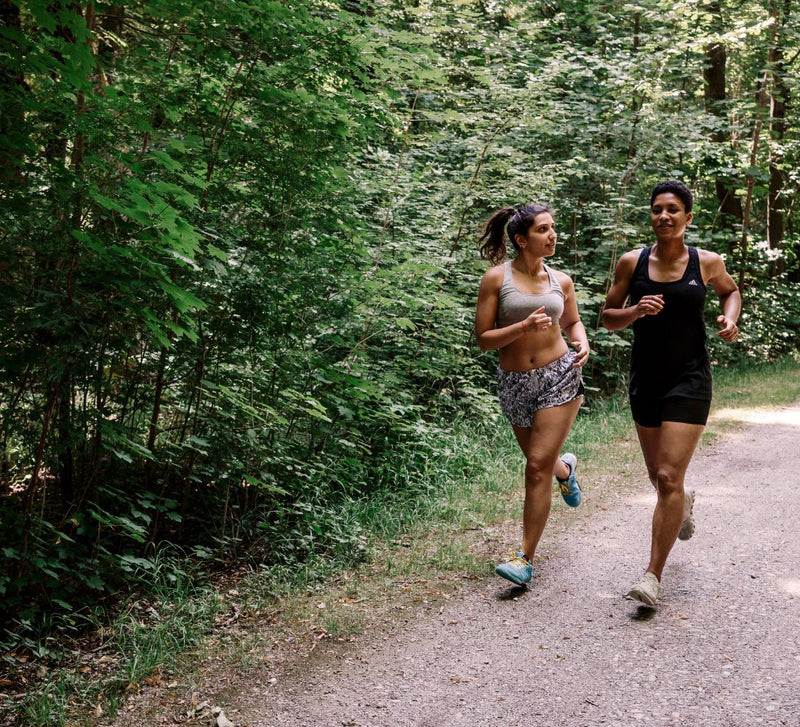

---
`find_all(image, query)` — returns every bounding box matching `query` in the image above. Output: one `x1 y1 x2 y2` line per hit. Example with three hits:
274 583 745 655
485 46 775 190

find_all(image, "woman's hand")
523 306 553 332
569 339 589 368
716 315 739 342
635 294 664 318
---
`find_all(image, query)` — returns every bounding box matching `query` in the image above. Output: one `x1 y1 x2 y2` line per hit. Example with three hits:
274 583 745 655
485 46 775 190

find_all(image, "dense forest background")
1 0 799 638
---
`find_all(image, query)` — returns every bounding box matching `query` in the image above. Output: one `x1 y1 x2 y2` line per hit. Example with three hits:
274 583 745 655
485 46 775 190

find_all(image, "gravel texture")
112 402 800 727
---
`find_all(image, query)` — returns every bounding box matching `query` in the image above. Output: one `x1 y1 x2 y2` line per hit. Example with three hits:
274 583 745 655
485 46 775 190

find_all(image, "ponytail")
478 206 516 265
478 203 553 265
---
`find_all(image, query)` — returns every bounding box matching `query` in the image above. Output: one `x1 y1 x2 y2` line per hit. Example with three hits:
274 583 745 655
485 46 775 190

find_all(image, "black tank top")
629 246 712 400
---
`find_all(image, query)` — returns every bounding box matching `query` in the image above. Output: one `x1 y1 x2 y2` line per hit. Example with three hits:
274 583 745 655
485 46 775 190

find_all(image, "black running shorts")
629 395 711 428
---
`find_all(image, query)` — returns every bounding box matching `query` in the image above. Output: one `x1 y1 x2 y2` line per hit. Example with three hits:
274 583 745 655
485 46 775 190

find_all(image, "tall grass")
6 561 219 727
712 351 800 409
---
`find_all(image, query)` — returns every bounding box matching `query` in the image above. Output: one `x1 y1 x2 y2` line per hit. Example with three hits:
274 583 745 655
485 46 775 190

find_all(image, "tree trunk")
0 0 25 183
737 71 770 292
703 2 743 234
766 0 790 274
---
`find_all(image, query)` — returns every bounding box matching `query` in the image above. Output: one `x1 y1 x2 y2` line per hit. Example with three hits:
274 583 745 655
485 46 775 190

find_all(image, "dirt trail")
113 402 800 726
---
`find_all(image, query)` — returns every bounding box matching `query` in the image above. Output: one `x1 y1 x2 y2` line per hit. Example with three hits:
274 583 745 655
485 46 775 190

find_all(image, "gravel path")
115 402 800 726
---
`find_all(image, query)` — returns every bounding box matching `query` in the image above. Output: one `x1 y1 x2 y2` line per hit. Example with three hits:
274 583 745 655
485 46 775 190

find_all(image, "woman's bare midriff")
498 328 570 372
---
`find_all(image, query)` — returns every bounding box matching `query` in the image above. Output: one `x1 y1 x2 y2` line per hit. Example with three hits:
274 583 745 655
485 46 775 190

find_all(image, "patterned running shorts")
497 351 585 428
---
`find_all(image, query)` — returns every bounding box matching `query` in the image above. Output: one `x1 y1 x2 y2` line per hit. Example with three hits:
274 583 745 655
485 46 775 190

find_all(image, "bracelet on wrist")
521 320 528 334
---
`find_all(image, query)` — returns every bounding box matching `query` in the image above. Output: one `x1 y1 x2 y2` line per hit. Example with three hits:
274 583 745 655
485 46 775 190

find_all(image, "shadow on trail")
630 604 658 621
495 584 528 601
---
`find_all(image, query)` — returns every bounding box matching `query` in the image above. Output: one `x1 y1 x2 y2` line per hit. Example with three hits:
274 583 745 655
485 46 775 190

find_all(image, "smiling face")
651 192 693 242
516 212 557 257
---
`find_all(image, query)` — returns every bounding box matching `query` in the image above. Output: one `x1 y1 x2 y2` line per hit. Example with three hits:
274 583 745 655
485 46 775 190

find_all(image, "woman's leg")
635 421 704 580
512 398 583 560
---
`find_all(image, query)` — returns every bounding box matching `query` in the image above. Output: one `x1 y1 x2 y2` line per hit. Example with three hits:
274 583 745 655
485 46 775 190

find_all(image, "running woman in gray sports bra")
474 203 590 586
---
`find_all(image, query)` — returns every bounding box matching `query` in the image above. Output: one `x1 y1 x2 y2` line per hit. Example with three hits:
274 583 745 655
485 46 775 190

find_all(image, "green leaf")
242 473 290 496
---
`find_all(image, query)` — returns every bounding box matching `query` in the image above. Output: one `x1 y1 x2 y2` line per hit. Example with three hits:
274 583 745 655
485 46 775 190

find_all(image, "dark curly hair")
650 180 693 213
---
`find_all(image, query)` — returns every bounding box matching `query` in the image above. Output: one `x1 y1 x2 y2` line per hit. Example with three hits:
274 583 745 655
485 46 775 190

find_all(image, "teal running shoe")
495 552 532 585
557 453 581 507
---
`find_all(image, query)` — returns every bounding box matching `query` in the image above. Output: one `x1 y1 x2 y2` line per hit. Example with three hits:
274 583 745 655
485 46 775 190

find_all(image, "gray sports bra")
496 261 564 327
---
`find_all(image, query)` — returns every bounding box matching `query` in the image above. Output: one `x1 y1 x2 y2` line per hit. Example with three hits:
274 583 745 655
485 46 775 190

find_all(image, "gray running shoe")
678 489 695 541
625 572 660 606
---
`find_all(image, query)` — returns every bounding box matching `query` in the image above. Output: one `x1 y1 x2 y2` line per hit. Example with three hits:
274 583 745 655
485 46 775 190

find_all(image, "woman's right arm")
601 253 662 331
474 267 526 351
475 266 556 350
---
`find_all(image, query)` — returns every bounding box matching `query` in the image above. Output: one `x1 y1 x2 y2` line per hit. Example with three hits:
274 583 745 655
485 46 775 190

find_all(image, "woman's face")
651 193 692 241
517 212 557 257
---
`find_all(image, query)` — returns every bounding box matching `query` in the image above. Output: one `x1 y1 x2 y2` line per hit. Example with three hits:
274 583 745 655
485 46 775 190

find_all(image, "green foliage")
1 0 799 702
707 241 800 366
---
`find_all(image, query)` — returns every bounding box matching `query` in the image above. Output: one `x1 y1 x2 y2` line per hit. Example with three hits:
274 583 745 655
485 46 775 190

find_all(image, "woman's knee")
653 466 683 496
524 456 553 484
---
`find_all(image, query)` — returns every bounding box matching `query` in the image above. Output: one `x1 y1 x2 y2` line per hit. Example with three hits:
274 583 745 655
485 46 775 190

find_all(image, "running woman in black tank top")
629 245 712 406
602 180 740 607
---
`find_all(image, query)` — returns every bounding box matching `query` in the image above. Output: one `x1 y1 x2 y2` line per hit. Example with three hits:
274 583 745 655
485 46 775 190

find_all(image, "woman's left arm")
702 250 741 342
558 273 590 367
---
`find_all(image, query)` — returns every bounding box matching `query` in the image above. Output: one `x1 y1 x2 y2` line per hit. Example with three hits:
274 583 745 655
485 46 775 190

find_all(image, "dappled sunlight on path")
711 404 800 427
777 578 800 598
